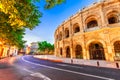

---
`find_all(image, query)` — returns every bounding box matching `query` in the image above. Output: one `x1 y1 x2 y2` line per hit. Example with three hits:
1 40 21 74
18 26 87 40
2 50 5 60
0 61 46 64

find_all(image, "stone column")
79 13 84 33
54 30 58 56
62 43 66 58
62 25 65 58
69 18 74 59
103 29 114 61
100 5 108 28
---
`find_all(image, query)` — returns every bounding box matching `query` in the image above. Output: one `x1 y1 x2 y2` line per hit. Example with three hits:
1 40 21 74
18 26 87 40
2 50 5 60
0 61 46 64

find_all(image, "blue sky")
23 0 98 45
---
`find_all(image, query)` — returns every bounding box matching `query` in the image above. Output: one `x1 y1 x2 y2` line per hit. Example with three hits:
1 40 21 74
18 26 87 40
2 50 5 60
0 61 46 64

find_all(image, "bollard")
97 61 99 67
71 59 73 64
116 63 119 68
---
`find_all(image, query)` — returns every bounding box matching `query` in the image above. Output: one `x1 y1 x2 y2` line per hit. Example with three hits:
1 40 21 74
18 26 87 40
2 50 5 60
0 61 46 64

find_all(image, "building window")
87 20 98 28
56 35 58 41
114 41 120 60
89 42 105 60
66 46 70 58
59 32 62 40
60 48 62 56
75 45 83 59
65 28 69 38
74 26 80 33
108 16 118 24
73 23 80 33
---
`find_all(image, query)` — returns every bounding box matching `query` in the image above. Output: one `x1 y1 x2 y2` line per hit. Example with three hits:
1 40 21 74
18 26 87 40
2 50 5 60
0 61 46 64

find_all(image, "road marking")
23 68 34 74
23 68 51 80
57 64 83 69
22 57 115 80
31 73 51 80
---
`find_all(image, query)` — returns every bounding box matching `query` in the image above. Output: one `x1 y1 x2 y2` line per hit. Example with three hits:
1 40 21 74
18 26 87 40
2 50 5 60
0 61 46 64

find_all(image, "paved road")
11 55 120 80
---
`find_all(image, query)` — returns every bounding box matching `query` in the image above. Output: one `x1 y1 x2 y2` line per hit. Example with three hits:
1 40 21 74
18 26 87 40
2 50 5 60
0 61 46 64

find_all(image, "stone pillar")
79 13 84 33
63 46 66 58
103 29 114 61
82 48 87 59
62 25 65 58
86 48 90 60
69 18 74 59
106 45 114 61
54 29 58 56
100 5 108 28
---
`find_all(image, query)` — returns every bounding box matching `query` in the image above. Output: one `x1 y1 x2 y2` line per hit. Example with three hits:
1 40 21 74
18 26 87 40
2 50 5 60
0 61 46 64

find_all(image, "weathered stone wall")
54 0 120 61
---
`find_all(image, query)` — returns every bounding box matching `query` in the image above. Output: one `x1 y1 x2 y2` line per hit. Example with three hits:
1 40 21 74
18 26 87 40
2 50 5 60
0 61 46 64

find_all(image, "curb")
34 57 63 63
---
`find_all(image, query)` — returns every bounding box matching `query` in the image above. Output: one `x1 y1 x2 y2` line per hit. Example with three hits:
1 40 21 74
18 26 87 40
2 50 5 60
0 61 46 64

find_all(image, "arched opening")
108 16 118 24
87 20 98 28
114 41 120 59
65 28 69 38
74 27 80 33
56 35 58 41
59 32 62 40
73 23 80 33
89 42 105 60
66 46 71 58
75 45 83 59
60 48 62 56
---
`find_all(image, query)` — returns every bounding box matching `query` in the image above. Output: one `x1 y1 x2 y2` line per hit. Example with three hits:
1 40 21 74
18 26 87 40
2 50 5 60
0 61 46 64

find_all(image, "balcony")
107 22 120 28
84 26 100 32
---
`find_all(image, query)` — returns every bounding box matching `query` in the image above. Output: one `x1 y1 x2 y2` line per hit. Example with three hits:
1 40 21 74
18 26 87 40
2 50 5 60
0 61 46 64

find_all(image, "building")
54 0 120 61
30 42 39 54
25 45 31 54
0 43 18 58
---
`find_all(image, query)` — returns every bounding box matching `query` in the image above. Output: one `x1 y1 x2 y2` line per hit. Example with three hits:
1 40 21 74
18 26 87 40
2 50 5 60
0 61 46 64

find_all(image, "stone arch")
111 37 120 60
60 47 62 56
56 34 58 41
88 42 105 60
85 15 99 29
64 28 69 38
66 46 71 58
73 23 80 33
86 39 106 60
106 10 120 24
111 37 120 46
113 41 120 57
86 39 107 49
75 44 83 59
59 32 62 40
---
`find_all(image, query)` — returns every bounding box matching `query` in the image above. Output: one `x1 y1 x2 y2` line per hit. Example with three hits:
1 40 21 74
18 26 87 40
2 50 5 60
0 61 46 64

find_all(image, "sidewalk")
34 55 120 69
0 57 21 80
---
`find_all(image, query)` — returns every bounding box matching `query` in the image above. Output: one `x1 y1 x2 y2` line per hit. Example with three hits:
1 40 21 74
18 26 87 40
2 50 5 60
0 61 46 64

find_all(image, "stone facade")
0 44 18 58
54 0 120 61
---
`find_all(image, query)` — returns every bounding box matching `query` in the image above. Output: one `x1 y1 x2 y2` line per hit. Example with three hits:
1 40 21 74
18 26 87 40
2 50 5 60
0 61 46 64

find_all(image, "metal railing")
84 26 100 32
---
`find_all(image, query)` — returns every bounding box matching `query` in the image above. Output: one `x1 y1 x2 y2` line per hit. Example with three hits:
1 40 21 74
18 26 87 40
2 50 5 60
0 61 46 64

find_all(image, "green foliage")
45 0 65 9
38 41 54 53
0 0 42 30
0 0 42 48
0 0 64 48
0 12 26 48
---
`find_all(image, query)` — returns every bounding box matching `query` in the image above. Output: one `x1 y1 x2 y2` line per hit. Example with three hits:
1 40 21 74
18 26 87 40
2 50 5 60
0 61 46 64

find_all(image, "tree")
45 0 65 9
38 41 54 54
0 0 65 48
0 11 26 48
0 0 42 30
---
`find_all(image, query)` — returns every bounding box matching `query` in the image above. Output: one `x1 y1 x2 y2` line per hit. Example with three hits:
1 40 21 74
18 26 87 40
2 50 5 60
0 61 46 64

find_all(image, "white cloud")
23 34 43 45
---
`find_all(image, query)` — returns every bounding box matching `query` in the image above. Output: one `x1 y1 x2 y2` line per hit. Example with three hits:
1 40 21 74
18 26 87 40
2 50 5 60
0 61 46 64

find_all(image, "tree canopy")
38 41 54 52
0 0 65 48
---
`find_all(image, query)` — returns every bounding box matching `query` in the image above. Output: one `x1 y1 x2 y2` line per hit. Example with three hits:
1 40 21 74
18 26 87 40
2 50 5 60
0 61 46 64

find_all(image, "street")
0 55 120 80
